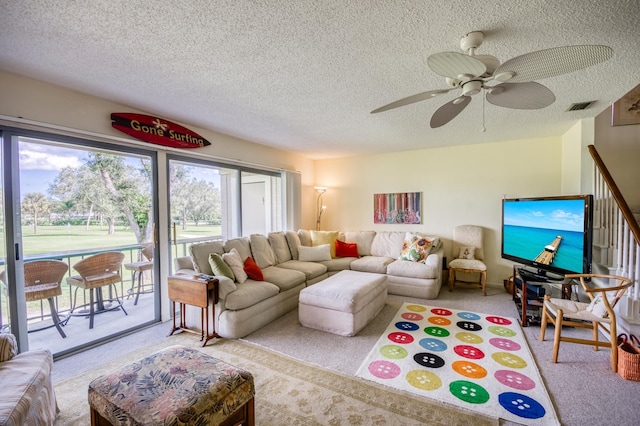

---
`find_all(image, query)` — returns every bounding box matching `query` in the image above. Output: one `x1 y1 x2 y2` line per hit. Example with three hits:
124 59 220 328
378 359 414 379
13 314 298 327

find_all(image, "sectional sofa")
174 230 444 338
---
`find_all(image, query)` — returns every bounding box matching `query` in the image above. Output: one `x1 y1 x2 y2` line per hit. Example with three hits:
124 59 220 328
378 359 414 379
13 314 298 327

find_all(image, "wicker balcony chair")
67 252 127 329
0 260 69 338
124 244 154 305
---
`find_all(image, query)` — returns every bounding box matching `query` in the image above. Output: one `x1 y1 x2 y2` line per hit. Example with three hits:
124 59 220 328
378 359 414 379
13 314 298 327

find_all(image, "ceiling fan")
371 31 613 128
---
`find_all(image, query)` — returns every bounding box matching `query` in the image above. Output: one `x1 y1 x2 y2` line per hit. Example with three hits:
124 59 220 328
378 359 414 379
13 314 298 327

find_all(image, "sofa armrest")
173 256 195 272
424 247 444 269
0 333 18 362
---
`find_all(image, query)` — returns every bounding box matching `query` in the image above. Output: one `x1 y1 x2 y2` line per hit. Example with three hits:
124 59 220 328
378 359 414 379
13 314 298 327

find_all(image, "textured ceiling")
0 0 638 159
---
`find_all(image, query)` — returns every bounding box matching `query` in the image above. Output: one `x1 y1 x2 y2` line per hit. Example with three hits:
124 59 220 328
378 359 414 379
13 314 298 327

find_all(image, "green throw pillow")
208 253 235 280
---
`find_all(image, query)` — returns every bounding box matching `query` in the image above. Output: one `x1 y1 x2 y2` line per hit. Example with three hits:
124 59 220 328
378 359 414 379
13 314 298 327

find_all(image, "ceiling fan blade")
494 45 613 83
371 89 451 114
430 96 472 128
486 82 556 109
427 52 487 79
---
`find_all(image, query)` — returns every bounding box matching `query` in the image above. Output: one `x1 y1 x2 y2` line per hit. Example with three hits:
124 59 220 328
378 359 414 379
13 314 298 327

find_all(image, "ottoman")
299 270 387 336
88 345 254 426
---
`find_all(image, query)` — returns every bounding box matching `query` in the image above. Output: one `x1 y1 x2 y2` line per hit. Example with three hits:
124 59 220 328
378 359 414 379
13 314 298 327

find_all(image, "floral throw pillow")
398 232 434 263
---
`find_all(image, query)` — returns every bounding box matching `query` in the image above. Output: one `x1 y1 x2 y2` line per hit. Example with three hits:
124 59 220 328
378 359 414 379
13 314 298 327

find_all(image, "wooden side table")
168 275 220 346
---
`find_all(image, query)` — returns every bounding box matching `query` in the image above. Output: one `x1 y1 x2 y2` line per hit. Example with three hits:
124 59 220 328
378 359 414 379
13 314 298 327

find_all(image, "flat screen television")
501 195 593 279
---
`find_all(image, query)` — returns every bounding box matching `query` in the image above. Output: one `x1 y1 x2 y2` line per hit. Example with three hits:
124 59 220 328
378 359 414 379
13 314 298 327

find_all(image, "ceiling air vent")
566 101 595 111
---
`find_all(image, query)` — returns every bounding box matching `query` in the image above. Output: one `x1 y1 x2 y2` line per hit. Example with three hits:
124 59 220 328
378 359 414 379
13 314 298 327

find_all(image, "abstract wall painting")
374 192 421 224
612 83 640 126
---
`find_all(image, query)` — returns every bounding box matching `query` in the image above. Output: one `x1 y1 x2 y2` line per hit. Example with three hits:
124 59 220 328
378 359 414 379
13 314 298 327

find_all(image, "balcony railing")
0 244 151 331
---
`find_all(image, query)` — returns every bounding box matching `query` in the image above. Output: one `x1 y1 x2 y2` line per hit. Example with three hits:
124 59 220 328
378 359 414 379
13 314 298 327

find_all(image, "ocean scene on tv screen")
503 198 585 273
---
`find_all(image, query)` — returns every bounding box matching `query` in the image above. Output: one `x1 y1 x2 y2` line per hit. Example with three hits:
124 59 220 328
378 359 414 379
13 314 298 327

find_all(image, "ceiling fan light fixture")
494 71 515 82
461 80 482 96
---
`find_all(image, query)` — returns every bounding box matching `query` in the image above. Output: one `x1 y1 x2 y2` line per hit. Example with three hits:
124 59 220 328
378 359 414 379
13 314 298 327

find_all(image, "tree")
49 153 154 243
22 192 49 234
87 153 153 243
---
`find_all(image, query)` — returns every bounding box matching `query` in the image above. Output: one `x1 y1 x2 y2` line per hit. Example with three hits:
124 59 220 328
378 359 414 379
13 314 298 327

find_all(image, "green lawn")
0 224 222 256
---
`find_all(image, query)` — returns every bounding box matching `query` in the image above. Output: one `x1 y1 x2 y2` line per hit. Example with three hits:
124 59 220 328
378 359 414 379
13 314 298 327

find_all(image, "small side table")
168 275 220 346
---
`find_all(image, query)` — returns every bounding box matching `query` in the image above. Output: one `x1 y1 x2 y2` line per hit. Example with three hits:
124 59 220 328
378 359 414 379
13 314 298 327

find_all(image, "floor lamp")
314 186 327 231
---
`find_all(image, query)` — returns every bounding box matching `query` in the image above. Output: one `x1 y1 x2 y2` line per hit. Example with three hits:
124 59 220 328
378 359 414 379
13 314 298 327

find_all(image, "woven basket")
618 334 640 381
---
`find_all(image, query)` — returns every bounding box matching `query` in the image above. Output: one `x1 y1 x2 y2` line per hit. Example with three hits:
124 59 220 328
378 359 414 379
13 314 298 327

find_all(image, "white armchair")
448 225 487 296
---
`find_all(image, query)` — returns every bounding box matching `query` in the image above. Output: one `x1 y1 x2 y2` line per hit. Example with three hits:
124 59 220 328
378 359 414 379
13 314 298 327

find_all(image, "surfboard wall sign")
111 112 211 149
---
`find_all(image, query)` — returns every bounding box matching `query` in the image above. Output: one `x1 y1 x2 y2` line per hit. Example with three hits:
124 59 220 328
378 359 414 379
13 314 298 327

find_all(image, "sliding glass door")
1 127 160 356
167 155 283 272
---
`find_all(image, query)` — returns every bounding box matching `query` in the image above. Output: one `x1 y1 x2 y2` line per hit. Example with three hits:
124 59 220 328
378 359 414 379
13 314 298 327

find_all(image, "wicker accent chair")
124 244 154 305
67 252 127 329
448 225 487 296
540 273 632 372
0 260 69 338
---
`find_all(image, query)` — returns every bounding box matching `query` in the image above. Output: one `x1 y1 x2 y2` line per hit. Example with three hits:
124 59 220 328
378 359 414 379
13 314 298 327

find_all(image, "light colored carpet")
356 302 559 425
54 333 497 426
54 286 640 426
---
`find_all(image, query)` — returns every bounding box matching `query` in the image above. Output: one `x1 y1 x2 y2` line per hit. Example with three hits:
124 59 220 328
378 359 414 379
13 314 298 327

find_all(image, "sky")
19 140 85 197
15 138 220 200
503 198 587 232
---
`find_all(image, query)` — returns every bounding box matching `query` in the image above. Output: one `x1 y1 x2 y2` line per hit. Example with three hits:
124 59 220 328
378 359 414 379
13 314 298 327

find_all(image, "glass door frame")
1 125 161 354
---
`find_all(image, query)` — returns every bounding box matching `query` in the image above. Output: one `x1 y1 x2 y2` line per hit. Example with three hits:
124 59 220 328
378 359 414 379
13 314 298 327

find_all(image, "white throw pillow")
587 292 613 318
458 246 476 260
298 244 332 262
222 248 248 283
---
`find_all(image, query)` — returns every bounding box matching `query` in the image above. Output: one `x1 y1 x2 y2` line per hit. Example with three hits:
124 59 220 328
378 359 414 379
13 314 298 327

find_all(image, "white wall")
314 136 564 286
594 104 640 211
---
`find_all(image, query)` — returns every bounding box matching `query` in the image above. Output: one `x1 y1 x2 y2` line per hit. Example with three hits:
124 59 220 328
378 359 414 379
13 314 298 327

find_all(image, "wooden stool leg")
480 270 487 296
448 268 455 292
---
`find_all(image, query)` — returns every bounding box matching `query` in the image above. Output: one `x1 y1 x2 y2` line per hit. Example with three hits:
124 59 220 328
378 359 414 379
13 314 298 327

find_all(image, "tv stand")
512 266 545 326
512 266 574 326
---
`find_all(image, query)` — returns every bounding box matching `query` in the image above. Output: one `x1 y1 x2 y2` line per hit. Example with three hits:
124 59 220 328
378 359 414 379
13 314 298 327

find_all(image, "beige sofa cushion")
319 257 356 274
350 256 394 274
224 237 252 261
224 281 280 310
370 231 405 258
268 232 292 264
298 229 312 247
250 234 276 269
387 258 440 279
261 266 306 292
216 276 238 300
277 260 328 281
286 231 302 260
341 231 376 256
189 241 225 275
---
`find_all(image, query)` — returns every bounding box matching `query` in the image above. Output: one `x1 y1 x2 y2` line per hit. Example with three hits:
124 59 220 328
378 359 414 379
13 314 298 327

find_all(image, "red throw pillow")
335 239 359 258
243 257 264 281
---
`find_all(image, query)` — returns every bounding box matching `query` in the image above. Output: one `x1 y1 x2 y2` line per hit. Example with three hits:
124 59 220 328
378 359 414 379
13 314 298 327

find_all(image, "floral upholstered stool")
88 345 255 426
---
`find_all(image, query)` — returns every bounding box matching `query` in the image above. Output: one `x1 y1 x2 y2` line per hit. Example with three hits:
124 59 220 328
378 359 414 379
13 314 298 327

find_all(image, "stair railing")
589 144 640 324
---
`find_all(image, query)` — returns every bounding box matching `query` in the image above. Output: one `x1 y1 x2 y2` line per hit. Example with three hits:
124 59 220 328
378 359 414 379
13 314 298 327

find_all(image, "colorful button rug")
355 303 559 425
